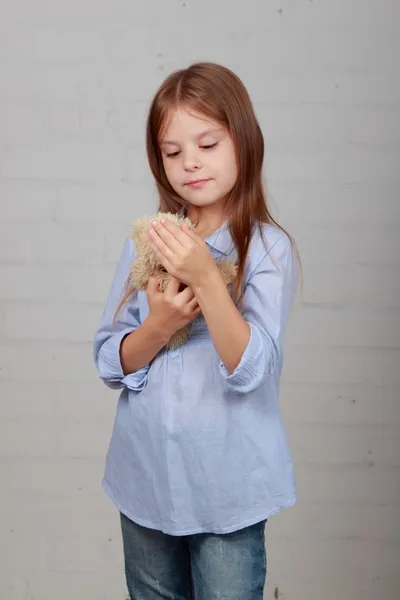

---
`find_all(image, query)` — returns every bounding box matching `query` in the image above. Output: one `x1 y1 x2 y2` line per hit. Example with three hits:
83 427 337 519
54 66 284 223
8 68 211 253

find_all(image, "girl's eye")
201 142 218 150
165 142 218 158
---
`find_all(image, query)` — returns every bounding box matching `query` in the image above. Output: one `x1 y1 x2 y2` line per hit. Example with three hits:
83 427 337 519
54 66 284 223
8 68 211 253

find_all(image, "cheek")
162 160 178 185
221 152 238 187
215 142 238 185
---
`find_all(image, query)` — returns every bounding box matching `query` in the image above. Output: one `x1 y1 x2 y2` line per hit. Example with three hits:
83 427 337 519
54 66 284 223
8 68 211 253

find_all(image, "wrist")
192 267 222 296
144 314 172 345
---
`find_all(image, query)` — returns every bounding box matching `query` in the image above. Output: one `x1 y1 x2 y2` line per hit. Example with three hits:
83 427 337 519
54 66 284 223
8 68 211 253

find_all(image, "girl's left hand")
148 219 218 289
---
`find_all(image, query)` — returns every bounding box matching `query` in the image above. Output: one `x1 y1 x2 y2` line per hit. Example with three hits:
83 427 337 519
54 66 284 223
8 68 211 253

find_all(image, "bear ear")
132 215 151 240
132 212 168 240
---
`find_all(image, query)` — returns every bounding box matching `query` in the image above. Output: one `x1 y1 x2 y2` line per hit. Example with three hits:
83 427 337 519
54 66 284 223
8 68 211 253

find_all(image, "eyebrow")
160 127 223 146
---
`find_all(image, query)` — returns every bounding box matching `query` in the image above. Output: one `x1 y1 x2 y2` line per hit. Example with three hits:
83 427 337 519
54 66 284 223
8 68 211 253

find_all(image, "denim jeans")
120 512 267 600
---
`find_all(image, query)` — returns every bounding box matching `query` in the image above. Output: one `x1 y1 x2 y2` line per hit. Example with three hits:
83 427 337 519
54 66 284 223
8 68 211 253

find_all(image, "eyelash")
166 142 218 158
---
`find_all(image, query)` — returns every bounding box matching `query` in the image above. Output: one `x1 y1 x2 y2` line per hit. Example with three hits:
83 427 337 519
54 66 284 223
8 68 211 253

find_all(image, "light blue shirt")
93 220 298 535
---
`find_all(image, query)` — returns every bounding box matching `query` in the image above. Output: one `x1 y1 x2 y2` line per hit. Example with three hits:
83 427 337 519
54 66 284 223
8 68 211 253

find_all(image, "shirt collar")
204 220 234 256
178 207 234 256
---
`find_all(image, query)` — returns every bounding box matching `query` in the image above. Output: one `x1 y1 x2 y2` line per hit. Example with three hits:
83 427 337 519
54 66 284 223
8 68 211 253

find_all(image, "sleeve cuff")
219 323 275 394
97 328 149 392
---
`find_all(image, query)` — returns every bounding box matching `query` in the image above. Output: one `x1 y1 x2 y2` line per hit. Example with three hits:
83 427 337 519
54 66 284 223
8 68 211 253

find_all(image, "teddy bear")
128 212 237 348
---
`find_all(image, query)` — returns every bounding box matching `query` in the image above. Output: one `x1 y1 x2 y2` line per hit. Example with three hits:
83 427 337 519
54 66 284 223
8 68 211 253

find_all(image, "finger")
189 304 202 321
161 219 193 248
181 222 202 243
178 285 195 304
149 241 176 276
165 276 180 297
187 296 200 312
148 227 176 262
146 276 160 296
152 220 185 252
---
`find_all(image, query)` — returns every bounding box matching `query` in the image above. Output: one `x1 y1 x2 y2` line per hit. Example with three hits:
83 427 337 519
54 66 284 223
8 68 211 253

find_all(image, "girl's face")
159 108 238 211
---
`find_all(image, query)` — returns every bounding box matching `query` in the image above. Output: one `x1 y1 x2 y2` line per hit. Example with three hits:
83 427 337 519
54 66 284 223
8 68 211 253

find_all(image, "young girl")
93 62 298 600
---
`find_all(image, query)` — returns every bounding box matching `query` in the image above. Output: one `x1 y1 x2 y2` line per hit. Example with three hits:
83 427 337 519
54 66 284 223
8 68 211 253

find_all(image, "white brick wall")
1 1 399 598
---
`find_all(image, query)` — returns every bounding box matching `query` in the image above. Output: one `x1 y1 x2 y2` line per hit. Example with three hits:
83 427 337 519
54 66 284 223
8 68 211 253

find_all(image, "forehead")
160 108 222 143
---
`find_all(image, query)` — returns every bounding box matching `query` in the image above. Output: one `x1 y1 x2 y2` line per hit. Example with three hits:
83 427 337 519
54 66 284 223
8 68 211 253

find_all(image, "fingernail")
148 228 155 235
152 221 158 227
160 219 166 224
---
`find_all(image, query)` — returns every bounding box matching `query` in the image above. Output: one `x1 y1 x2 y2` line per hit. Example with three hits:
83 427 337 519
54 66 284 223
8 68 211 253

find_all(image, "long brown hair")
146 61 297 303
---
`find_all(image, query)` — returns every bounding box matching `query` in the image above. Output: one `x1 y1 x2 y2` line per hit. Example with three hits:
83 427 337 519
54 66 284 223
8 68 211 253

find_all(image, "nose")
182 147 201 172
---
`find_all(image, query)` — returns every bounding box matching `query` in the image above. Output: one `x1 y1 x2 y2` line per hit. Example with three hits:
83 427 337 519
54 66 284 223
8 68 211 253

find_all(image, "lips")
185 178 211 188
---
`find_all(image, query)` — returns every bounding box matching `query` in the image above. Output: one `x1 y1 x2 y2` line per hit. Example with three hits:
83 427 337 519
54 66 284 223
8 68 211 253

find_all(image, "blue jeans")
120 512 267 600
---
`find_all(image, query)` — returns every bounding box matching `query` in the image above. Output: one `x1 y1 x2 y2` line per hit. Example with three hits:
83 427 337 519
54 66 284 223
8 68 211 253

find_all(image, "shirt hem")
102 478 297 536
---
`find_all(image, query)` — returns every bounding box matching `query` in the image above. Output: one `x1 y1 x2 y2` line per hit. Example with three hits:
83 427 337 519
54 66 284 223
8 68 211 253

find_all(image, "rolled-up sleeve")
93 238 149 392
219 233 298 395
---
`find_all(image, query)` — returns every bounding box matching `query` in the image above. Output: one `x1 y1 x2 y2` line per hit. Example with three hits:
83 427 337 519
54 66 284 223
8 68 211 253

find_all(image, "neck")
186 204 227 239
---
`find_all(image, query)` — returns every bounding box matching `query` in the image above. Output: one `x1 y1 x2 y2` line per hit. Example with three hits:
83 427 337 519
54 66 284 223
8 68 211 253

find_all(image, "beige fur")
129 212 237 348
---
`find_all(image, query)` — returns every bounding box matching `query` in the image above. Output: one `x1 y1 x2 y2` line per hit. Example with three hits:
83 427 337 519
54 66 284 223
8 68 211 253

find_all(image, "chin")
184 193 226 207
189 200 220 210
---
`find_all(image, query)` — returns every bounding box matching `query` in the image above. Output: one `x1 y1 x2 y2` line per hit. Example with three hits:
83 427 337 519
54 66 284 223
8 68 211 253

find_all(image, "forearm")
193 270 250 373
120 316 169 375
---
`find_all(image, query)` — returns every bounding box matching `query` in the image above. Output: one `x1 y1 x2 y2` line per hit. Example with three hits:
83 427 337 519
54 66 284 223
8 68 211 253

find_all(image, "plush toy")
129 212 237 348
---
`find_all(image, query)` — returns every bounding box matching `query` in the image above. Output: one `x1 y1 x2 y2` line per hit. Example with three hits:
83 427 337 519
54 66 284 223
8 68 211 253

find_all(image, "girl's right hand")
146 276 202 341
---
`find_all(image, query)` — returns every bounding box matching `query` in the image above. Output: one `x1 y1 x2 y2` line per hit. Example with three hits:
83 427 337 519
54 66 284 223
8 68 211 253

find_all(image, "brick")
55 182 155 222
289 423 399 468
0 62 92 104
258 105 400 151
0 418 55 457
0 265 115 302
272 0 399 31
238 31 398 85
0 101 44 140
268 502 400 543
0 100 83 144
296 265 400 309
1 180 56 222
0 343 94 381
270 182 399 230
0 380 54 419
0 227 30 264
0 416 113 461
3 301 101 342
0 490 117 539
0 0 180 26
0 575 28 600
283 346 400 386
293 228 400 267
2 27 105 62
104 101 150 146
0 61 164 106
332 73 400 107
123 147 154 184
0 528 50 571
265 572 396 600
2 142 123 182
297 464 399 505
0 380 116 419
280 383 400 426
48 530 122 572
54 418 112 458
0 222 105 265
254 73 400 106
25 571 127 600
267 149 400 185
0 457 104 497
264 537 399 584
288 306 400 347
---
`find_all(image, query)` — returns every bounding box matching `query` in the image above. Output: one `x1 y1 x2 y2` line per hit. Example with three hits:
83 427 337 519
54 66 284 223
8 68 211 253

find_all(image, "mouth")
185 178 211 188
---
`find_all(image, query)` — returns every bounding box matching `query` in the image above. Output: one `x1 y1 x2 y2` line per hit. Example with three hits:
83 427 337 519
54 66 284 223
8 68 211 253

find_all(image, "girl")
93 62 298 600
